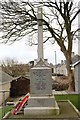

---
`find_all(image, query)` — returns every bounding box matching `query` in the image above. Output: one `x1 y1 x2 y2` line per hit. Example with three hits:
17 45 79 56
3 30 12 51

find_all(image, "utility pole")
54 51 57 82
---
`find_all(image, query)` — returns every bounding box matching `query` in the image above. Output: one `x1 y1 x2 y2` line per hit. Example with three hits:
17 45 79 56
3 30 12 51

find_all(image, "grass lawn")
0 107 2 119
0 105 13 119
55 94 80 111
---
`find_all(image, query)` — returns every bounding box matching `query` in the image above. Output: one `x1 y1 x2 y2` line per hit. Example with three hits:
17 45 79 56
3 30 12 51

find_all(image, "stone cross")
37 7 43 59
24 7 60 116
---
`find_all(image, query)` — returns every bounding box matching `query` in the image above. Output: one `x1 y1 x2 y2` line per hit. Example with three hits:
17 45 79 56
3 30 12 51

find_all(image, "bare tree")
0 0 80 90
1 58 29 77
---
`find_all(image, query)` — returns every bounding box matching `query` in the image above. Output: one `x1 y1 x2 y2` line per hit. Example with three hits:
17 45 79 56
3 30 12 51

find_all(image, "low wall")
0 83 10 105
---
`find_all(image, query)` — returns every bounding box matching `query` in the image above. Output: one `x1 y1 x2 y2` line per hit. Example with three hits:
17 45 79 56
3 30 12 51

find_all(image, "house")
10 76 30 97
54 60 68 76
54 54 80 76
72 60 80 93
50 63 54 74
0 66 13 105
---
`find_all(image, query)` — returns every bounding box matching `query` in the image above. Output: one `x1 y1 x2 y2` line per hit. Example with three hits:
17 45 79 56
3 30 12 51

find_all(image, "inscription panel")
30 67 52 95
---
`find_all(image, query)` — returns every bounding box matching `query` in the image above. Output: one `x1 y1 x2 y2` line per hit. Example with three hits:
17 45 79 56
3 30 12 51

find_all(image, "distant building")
50 63 54 74
54 53 80 76
54 60 67 76
28 61 34 67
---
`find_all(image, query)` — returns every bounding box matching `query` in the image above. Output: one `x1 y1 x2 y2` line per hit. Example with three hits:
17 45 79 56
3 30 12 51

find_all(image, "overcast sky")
0 38 78 65
0 0 79 65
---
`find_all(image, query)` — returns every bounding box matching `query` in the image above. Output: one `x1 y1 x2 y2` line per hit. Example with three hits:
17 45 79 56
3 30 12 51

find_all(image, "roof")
71 60 80 67
0 67 13 84
12 76 30 81
72 54 80 64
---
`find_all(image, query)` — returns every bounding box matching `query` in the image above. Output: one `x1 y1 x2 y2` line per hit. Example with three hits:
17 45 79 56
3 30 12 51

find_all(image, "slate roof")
0 67 13 84
72 60 80 67
72 54 80 64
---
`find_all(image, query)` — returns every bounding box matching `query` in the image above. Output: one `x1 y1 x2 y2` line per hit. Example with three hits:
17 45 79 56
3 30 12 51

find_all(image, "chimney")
61 60 64 65
71 52 75 58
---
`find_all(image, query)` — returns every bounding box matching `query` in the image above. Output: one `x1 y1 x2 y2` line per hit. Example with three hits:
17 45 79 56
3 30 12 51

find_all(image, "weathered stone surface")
30 66 52 95
24 59 59 115
27 95 55 107
24 101 59 116
37 7 43 59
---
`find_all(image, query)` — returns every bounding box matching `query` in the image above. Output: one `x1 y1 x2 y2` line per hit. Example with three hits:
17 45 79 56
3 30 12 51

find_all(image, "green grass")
0 105 13 119
0 107 2 119
55 94 80 111
5 105 13 113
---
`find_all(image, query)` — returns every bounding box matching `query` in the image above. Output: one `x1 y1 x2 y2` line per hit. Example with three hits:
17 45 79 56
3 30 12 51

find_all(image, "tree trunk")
66 59 75 91
68 70 75 91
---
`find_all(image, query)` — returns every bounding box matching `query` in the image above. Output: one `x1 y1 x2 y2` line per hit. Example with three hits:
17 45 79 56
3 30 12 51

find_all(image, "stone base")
24 101 59 116
27 94 56 107
24 94 60 116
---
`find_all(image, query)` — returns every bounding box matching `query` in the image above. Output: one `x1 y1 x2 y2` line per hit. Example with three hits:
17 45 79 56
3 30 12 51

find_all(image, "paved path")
53 90 77 94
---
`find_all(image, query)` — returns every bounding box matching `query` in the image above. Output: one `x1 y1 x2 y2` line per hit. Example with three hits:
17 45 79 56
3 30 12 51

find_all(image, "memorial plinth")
24 6 59 116
24 59 59 116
